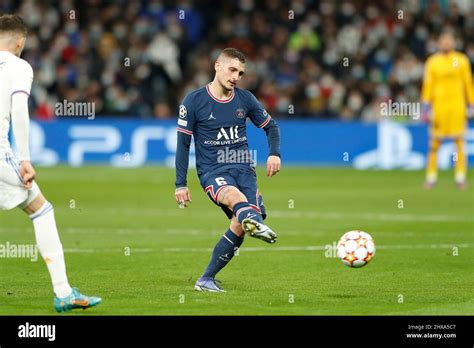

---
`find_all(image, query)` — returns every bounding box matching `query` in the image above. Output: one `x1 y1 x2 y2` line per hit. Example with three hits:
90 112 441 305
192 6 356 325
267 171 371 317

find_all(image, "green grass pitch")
0 166 472 315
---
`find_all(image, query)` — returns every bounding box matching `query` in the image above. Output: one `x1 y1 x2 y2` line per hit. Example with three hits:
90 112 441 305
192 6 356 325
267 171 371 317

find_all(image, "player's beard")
225 79 236 91
218 78 233 93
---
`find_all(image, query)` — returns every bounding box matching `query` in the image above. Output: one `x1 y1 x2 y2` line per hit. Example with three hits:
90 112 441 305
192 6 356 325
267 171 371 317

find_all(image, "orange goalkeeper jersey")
421 51 474 136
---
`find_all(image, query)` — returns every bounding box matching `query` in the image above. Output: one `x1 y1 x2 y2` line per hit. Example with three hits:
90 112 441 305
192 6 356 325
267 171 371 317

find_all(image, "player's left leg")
453 136 467 189
21 189 101 312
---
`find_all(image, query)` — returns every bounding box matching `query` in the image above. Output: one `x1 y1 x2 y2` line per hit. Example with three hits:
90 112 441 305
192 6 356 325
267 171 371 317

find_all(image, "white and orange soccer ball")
337 230 375 268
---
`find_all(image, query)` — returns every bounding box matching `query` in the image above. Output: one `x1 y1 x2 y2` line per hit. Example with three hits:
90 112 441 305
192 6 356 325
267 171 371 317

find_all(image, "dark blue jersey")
175 84 280 188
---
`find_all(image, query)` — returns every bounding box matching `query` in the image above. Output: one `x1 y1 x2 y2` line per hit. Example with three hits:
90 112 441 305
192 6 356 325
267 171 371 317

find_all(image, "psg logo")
235 108 246 119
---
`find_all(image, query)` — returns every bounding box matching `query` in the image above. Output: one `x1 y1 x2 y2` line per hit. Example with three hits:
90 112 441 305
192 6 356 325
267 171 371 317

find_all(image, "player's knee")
22 193 46 215
430 139 441 152
230 217 245 237
454 137 464 147
218 186 246 207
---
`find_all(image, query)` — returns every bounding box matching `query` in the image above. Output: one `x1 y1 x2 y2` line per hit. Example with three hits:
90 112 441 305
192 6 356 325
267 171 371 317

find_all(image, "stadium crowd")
1 0 473 120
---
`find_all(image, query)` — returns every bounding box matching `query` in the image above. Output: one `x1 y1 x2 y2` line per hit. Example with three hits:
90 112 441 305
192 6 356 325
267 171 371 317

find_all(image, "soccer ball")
337 230 375 268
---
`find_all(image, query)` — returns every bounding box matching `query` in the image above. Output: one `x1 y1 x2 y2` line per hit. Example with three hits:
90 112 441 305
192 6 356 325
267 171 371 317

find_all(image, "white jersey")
0 51 38 210
0 50 33 159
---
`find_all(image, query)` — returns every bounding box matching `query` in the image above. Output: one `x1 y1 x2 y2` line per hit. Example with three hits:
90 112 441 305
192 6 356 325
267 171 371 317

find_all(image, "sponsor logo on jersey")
217 126 239 140
208 112 216 120
204 126 247 145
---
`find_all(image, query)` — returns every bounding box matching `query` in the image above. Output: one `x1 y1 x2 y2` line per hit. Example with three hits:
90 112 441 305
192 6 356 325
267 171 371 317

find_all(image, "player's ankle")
426 173 437 184
455 172 466 184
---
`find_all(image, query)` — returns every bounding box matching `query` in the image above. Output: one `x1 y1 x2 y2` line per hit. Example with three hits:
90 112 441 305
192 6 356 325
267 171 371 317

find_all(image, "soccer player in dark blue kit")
175 48 281 292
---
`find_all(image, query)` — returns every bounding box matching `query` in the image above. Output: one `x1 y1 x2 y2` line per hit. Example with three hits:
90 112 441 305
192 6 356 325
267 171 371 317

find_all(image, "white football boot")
242 218 277 244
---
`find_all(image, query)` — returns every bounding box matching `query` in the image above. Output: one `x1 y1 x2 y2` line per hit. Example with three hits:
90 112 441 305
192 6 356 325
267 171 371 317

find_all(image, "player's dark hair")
0 14 28 36
221 48 246 63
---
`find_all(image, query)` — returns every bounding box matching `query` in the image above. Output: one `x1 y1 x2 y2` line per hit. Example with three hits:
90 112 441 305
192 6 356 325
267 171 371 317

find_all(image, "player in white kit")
0 14 101 312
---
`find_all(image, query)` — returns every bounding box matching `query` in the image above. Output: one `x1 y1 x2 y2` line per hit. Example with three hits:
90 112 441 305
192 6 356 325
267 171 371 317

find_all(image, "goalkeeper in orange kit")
421 30 474 190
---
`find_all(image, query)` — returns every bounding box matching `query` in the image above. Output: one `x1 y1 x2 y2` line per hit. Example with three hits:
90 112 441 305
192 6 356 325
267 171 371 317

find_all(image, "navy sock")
202 229 244 279
233 201 263 224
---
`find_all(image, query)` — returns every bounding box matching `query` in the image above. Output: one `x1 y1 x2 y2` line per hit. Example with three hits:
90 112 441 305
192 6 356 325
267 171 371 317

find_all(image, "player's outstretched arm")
11 92 35 188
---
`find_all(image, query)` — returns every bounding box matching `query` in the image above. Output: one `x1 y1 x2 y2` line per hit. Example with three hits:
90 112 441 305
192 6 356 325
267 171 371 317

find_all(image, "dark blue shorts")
200 167 267 220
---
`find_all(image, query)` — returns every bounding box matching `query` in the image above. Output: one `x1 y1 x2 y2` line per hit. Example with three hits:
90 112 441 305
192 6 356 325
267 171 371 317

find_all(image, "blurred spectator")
0 0 472 121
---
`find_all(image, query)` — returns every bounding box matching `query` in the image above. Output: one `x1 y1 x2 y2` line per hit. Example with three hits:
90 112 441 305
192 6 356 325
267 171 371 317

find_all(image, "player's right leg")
425 135 442 189
22 192 101 312
0 153 100 312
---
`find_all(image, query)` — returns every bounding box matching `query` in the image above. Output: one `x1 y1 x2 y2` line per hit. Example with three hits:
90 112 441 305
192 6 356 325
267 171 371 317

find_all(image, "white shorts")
0 152 41 210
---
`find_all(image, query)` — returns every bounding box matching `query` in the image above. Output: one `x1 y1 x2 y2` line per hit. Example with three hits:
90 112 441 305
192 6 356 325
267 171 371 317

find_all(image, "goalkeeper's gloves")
468 104 474 119
421 103 431 123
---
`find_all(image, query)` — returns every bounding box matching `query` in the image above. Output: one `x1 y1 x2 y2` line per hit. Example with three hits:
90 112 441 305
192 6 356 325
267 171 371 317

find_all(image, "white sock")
30 201 72 298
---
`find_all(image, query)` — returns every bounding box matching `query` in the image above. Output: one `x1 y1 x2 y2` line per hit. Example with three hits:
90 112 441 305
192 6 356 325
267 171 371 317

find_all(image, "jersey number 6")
215 177 228 186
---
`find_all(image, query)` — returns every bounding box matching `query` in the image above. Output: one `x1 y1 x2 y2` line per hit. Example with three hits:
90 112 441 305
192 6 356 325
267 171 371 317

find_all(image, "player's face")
216 57 245 91
438 34 454 53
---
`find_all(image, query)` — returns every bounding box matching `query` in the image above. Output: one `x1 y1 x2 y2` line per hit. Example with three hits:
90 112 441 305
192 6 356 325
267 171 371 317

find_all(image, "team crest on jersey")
179 105 187 118
235 108 246 119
